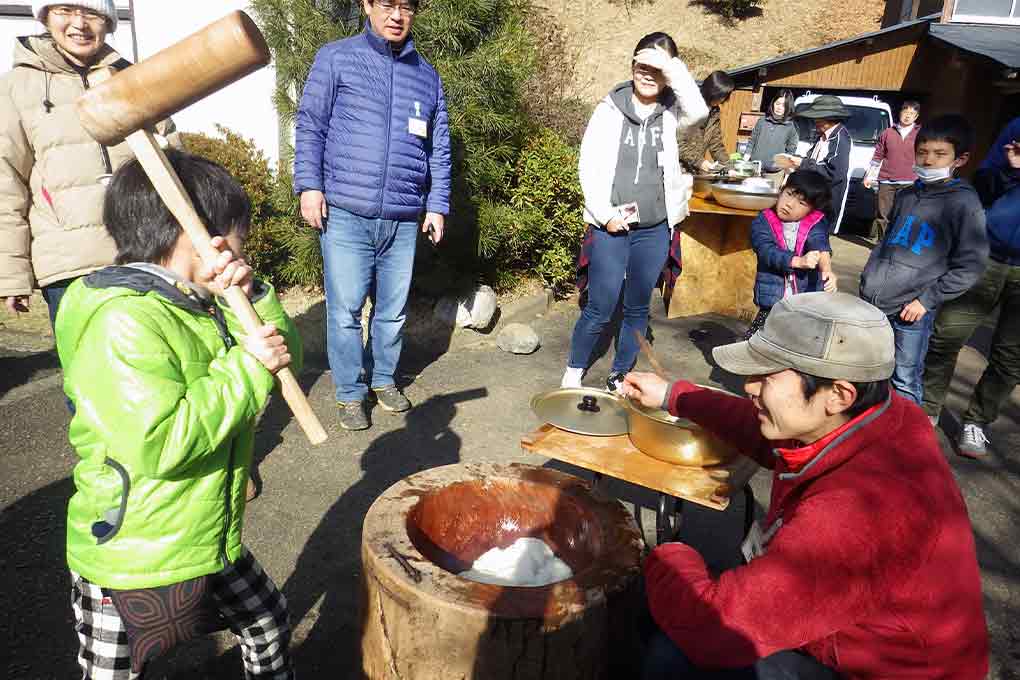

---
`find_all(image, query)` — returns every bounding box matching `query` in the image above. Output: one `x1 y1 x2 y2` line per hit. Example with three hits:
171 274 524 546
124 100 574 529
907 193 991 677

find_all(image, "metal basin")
711 182 779 211
624 397 739 467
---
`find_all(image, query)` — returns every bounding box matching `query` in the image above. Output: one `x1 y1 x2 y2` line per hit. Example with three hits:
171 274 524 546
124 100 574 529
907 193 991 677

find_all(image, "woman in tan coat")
0 1 178 326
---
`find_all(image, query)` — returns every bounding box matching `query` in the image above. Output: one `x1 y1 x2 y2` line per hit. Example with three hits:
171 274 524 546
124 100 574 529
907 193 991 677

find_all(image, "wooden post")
941 0 955 22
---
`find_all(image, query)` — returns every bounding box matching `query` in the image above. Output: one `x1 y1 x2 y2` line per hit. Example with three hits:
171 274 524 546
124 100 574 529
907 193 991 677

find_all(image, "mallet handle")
125 129 328 445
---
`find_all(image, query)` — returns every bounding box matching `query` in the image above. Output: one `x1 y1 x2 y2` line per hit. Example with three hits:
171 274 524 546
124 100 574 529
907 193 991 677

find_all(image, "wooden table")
667 195 759 322
521 424 760 546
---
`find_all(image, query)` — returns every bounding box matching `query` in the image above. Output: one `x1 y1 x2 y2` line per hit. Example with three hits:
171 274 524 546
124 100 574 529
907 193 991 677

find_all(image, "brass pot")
624 395 738 467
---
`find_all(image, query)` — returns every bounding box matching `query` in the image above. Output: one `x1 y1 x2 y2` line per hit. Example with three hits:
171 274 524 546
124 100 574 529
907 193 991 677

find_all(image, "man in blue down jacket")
294 0 451 430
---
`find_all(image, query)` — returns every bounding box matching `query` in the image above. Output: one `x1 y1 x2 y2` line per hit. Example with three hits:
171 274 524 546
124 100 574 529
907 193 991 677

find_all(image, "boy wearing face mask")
860 115 989 406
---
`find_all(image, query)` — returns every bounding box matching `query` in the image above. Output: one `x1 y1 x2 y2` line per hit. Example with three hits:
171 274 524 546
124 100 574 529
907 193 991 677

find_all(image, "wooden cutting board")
521 424 760 511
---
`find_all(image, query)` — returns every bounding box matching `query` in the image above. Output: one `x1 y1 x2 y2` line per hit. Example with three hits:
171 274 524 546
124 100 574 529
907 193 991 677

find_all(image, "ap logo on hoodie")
887 215 936 255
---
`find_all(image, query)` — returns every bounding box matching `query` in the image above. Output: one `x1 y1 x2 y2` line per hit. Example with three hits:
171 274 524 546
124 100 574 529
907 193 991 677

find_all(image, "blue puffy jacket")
975 116 1020 265
294 24 451 221
984 186 1020 265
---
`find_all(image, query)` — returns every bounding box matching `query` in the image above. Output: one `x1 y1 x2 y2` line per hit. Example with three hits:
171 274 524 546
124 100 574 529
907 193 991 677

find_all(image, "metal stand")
653 484 755 547
655 494 685 545
742 483 756 538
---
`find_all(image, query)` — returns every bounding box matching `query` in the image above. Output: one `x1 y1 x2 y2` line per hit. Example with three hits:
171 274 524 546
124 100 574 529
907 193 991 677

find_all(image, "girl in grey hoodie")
562 32 708 392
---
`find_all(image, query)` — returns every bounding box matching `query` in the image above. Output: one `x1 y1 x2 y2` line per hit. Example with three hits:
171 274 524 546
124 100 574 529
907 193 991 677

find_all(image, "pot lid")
530 387 629 436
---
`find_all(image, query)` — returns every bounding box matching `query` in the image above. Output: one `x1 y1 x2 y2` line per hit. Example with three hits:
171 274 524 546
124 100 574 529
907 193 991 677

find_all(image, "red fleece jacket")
645 382 988 679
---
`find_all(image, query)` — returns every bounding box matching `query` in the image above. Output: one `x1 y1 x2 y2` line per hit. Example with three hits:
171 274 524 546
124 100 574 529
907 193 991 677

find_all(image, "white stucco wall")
1 1 281 165
131 1 280 165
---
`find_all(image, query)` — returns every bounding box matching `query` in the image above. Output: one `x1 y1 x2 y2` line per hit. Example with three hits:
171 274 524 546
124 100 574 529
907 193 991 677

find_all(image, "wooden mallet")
76 11 328 445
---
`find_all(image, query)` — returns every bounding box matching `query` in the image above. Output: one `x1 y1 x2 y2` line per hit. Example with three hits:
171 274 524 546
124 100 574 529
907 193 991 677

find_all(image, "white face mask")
913 165 954 183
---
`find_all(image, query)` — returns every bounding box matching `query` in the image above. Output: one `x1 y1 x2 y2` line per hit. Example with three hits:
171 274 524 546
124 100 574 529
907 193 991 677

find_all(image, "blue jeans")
890 311 936 405
568 222 669 374
320 207 417 403
41 278 76 331
643 631 839 680
42 279 77 414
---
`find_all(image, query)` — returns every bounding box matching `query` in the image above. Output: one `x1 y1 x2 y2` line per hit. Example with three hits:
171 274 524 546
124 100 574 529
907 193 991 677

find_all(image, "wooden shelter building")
720 1 1020 174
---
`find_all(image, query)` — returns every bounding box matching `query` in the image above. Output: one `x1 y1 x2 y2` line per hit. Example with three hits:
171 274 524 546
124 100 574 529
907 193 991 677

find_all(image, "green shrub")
695 0 763 20
182 127 320 288
182 126 273 218
721 0 763 18
477 127 585 290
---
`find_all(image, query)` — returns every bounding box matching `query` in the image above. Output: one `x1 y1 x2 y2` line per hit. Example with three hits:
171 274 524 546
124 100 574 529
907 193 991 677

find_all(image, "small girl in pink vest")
746 170 838 338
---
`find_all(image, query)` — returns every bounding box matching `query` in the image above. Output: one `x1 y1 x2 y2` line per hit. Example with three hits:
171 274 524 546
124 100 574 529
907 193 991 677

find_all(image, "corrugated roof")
929 22 1020 69
727 15 936 78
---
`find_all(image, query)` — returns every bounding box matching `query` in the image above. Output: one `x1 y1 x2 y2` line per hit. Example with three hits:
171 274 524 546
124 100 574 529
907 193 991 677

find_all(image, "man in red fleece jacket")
622 292 988 680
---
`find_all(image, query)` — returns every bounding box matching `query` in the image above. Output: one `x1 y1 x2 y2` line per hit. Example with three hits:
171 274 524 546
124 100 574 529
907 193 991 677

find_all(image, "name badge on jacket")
741 517 783 563
409 118 428 138
409 100 428 138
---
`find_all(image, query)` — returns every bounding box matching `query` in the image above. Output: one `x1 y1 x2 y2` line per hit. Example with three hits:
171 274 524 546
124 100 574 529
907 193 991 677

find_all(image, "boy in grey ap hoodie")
860 115 988 406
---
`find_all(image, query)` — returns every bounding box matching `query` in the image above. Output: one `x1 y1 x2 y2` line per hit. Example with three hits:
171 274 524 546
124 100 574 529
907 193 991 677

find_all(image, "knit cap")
33 1 118 31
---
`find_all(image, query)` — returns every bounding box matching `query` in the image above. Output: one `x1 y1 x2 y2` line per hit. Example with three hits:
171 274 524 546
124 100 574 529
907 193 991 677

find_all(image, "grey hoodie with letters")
859 179 988 315
608 82 671 229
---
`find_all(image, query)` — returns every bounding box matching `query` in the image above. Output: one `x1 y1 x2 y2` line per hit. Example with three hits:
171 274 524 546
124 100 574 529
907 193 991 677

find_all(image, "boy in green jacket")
56 150 300 679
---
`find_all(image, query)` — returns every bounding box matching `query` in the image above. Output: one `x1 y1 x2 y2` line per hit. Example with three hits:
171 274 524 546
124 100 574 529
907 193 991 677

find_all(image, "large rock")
434 285 498 329
497 323 540 354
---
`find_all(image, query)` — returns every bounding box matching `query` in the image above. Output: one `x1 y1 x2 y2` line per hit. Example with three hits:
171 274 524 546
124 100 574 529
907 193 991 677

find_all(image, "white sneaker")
957 423 989 459
561 367 584 389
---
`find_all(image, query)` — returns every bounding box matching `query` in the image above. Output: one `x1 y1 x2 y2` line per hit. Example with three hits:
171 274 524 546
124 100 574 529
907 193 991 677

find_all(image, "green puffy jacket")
56 265 303 589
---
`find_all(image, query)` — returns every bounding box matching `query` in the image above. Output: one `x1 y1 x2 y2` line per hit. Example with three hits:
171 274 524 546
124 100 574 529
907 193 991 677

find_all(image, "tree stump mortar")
360 462 644 679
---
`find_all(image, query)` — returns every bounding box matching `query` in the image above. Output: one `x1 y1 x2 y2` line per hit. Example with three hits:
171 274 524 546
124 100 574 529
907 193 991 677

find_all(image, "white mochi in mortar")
459 537 573 587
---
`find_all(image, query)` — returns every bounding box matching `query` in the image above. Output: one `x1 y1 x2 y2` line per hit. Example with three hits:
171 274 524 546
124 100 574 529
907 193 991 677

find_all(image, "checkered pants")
71 547 295 679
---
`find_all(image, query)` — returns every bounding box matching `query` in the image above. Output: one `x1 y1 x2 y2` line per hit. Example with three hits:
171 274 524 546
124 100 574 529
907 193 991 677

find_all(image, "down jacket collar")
81 264 270 319
361 20 417 60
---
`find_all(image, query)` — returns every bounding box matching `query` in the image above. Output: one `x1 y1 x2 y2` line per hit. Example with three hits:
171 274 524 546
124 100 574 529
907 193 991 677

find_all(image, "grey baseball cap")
713 293 894 382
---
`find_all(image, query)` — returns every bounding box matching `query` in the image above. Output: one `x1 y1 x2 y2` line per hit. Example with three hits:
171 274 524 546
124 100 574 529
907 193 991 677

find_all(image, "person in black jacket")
776 95 852 233
860 115 989 407
922 116 1020 457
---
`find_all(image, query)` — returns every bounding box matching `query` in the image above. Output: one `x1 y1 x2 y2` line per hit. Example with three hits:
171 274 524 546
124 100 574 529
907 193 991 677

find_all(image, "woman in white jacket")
562 32 708 392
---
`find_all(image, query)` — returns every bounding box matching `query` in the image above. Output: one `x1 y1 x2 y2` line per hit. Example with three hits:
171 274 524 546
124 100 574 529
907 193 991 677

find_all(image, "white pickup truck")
792 93 894 232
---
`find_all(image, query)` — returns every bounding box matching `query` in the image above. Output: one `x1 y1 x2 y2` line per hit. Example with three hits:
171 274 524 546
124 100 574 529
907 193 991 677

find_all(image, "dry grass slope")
542 0 884 104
